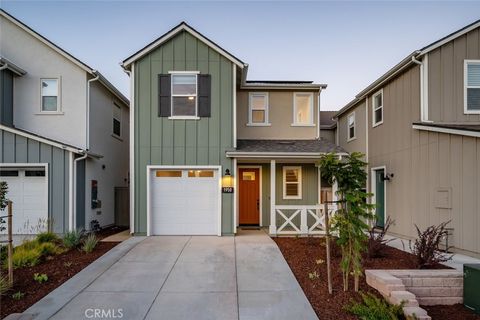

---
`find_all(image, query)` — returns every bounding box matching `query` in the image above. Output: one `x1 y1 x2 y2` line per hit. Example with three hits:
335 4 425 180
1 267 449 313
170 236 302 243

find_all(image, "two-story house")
0 10 130 234
335 19 480 256
122 22 344 236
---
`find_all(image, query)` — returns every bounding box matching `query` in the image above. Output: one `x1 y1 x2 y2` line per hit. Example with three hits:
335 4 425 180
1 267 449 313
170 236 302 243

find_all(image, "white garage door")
0 168 48 234
149 168 220 235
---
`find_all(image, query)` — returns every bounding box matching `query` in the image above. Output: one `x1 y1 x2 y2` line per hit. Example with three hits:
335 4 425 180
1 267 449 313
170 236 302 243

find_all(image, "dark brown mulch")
273 237 479 320
96 225 129 240
0 240 120 319
424 304 480 320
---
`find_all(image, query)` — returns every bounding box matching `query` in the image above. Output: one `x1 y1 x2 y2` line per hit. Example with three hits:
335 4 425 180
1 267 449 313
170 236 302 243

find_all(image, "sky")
1 1 480 111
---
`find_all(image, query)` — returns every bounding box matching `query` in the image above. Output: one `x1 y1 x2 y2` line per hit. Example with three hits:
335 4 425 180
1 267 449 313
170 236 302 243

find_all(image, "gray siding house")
335 19 480 256
122 22 344 236
0 10 129 234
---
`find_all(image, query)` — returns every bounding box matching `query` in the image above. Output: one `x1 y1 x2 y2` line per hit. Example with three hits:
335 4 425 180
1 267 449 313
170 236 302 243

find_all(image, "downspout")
411 56 428 122
73 152 88 230
86 72 99 150
316 89 322 139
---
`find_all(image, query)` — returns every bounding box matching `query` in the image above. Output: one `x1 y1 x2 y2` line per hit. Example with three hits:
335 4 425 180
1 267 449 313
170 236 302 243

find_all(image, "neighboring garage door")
149 168 220 235
0 167 48 234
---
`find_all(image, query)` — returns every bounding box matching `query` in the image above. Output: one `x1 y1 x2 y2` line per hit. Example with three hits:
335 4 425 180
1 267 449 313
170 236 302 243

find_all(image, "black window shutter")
158 74 171 117
197 74 211 117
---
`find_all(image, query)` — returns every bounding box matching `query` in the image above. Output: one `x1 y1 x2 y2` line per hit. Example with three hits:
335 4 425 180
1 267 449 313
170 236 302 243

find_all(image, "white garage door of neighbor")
0 168 48 234
150 168 220 235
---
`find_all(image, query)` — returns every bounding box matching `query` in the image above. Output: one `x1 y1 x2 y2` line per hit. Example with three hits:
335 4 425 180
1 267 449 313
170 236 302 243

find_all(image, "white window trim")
347 111 356 142
112 101 122 139
170 72 198 119
39 77 62 114
282 166 302 200
372 89 384 127
247 92 270 126
292 92 314 126
464 60 480 114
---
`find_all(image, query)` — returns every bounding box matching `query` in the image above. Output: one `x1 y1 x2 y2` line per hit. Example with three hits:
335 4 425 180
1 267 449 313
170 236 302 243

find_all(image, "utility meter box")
464 264 480 314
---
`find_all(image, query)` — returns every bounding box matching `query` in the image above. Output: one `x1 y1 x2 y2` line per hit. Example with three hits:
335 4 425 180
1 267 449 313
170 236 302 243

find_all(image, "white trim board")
237 165 263 228
0 124 82 154
122 23 245 69
146 165 222 237
412 124 480 138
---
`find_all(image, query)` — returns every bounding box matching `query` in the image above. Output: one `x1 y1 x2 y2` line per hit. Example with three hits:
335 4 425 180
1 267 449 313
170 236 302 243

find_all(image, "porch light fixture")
382 173 394 181
222 169 234 193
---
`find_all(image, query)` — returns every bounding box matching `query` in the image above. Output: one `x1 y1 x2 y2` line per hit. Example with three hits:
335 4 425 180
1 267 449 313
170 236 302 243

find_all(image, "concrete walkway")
20 230 317 320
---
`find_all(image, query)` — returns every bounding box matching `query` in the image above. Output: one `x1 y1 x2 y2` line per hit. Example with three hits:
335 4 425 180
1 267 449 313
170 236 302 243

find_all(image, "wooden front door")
239 168 260 225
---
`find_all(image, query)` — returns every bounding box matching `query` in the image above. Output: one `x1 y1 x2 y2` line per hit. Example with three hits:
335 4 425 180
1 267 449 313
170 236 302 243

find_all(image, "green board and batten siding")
134 31 234 235
0 129 71 233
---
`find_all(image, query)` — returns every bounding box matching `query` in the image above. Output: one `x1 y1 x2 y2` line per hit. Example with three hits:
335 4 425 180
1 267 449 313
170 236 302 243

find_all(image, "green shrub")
37 242 63 256
63 229 83 249
82 234 98 253
0 245 7 263
18 239 39 251
36 231 59 244
0 274 11 295
10 247 41 268
11 291 25 300
33 273 48 283
345 292 405 320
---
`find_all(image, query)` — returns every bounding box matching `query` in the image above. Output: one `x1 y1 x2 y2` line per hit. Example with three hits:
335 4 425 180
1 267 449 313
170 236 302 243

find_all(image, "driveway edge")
23 236 146 320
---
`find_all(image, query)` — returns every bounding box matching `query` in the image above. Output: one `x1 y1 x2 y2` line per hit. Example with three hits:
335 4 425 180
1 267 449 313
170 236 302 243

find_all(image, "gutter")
225 151 349 159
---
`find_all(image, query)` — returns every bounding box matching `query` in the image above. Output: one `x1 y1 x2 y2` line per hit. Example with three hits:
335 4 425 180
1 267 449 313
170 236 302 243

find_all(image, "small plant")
367 217 395 259
410 220 452 269
33 273 48 283
63 229 84 249
82 233 99 253
0 274 11 295
308 271 320 280
36 231 59 244
90 219 101 233
9 247 41 268
11 291 25 300
37 242 63 256
345 292 405 320
63 261 73 268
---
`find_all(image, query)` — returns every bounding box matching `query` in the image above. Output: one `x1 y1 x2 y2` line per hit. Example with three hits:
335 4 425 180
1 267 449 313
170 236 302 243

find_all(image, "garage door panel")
0 169 47 235
150 168 219 236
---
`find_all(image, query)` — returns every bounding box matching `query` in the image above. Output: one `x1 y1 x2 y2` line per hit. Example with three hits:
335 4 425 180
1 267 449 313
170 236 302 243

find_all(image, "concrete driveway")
21 230 317 320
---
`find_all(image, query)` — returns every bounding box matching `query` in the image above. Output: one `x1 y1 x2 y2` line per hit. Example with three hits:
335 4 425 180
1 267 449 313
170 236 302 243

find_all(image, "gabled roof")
0 9 129 106
335 18 480 118
122 21 247 69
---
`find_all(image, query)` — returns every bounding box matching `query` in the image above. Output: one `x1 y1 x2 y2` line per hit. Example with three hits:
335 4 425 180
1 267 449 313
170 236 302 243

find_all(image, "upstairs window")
293 93 314 126
113 102 121 138
172 74 197 117
465 60 480 113
372 89 383 127
283 166 302 199
248 92 269 125
347 112 356 141
158 72 211 119
41 79 59 112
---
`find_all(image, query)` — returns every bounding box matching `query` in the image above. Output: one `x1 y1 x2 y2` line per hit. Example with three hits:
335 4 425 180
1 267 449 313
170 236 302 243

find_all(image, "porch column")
269 159 276 235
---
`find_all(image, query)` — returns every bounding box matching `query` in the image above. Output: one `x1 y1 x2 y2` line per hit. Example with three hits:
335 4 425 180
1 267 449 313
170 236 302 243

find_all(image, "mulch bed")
273 237 479 320
0 227 124 319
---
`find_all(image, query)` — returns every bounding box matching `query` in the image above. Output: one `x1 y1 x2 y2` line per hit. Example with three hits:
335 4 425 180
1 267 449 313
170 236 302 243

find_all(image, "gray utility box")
464 264 480 314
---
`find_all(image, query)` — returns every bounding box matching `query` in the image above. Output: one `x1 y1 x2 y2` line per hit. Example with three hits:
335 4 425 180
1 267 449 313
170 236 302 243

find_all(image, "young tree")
320 152 374 292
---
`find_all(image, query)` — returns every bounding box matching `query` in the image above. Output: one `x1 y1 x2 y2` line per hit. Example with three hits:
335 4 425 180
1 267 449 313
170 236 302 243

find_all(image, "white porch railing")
270 204 337 236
